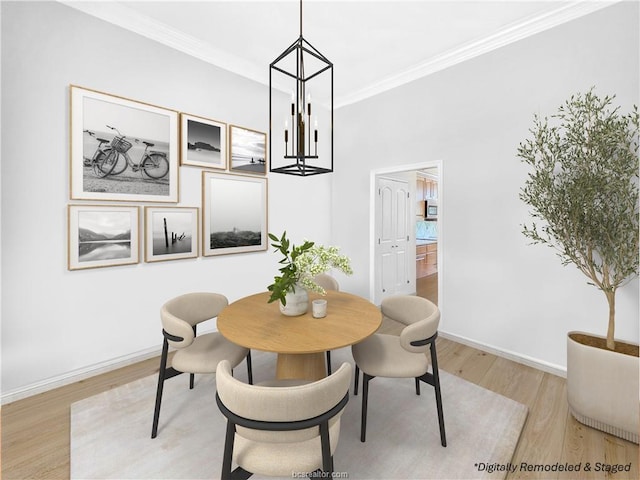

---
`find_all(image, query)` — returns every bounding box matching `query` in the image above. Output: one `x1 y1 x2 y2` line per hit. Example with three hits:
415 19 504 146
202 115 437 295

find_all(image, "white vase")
279 284 309 316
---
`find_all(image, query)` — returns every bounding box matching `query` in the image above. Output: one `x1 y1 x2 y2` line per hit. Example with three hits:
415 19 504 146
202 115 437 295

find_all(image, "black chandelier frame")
269 1 334 176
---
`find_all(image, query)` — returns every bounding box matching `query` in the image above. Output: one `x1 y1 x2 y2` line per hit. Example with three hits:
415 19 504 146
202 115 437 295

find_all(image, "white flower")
294 244 353 294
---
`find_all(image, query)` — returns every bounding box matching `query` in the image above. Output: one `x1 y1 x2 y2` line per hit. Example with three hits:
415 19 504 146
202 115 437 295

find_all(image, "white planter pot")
567 331 639 443
279 284 309 316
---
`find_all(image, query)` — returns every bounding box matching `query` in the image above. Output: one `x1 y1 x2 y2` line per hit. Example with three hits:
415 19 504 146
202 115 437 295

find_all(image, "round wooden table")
217 290 381 381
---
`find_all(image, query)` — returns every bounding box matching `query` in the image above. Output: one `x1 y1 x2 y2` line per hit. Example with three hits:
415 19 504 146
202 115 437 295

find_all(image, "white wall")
0 2 332 398
333 2 639 372
2 2 638 399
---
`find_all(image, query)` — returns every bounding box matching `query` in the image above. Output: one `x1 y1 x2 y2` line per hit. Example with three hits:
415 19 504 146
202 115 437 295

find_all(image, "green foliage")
267 231 314 305
518 89 639 349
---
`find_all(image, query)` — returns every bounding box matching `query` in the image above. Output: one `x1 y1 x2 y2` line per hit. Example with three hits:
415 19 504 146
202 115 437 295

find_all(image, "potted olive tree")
518 89 639 443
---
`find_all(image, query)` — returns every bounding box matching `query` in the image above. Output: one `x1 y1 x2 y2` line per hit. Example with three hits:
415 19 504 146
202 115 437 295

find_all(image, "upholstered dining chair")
313 273 340 375
216 360 352 479
151 292 253 439
351 295 447 447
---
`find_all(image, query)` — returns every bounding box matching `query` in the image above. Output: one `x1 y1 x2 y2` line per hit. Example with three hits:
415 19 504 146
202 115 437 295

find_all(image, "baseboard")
2 328 567 404
1 325 225 405
1 346 161 405
439 331 567 378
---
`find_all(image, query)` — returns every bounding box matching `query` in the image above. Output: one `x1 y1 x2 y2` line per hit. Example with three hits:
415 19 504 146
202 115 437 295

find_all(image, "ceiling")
61 1 617 108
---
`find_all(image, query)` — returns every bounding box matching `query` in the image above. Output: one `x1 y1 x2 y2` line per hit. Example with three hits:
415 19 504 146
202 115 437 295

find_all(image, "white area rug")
71 349 527 479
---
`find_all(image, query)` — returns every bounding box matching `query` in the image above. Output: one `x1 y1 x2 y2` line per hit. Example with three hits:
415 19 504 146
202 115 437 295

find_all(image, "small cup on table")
312 299 327 318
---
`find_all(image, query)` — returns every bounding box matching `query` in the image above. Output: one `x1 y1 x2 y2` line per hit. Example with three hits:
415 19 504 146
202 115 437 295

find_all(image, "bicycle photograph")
84 125 170 179
72 86 178 203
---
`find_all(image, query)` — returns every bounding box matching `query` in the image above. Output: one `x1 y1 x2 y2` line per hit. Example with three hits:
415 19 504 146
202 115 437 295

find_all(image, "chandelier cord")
299 0 303 37
298 0 305 122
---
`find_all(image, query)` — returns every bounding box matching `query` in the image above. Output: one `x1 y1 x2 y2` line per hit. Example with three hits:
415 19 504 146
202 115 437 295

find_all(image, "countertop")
417 238 437 246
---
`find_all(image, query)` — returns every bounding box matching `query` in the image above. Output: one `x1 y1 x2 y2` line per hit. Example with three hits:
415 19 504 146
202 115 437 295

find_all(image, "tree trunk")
605 289 616 350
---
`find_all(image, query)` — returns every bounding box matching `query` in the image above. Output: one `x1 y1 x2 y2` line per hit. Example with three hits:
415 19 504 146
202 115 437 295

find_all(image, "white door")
376 177 412 302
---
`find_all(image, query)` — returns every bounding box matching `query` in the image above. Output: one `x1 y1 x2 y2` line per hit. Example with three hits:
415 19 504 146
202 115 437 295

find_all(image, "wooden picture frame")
229 125 267 175
202 172 268 256
144 207 199 262
68 205 139 270
180 113 227 169
70 85 179 202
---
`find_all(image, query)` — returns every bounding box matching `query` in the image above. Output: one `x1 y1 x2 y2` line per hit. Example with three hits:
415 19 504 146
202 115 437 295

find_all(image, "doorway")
415 166 439 305
370 161 442 309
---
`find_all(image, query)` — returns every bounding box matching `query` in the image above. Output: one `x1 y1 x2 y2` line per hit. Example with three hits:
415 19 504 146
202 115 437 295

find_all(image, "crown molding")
58 0 265 82
335 1 621 108
59 0 620 109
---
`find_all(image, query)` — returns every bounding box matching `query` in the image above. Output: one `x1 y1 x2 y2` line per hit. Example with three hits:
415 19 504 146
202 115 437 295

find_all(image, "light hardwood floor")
417 273 438 305
1 338 637 479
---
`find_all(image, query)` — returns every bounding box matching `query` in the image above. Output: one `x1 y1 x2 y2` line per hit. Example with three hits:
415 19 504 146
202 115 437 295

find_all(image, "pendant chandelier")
269 0 333 176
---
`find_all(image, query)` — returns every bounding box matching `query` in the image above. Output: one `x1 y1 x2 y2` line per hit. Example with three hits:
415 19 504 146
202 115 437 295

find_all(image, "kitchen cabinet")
425 242 437 276
416 178 425 217
417 178 438 200
424 179 438 199
416 178 425 201
416 242 437 278
417 245 428 277
417 177 438 217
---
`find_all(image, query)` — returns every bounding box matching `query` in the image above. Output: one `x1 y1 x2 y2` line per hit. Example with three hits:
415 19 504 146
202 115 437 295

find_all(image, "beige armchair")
151 292 252 439
351 295 446 446
216 360 352 479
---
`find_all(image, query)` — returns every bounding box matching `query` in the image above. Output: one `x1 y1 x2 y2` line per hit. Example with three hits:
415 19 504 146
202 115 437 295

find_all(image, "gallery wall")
0 1 332 398
333 1 639 372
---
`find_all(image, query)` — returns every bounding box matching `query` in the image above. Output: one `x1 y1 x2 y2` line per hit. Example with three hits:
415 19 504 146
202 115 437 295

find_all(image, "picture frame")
229 125 267 175
144 207 199 262
202 172 268 256
180 113 227 169
68 205 139 270
70 85 179 203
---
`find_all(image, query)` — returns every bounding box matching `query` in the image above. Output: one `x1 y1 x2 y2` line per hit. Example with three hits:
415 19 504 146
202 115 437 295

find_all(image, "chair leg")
230 468 252 480
361 373 373 442
246 350 253 385
326 351 332 375
354 365 360 395
415 377 421 395
189 325 197 390
319 421 333 474
221 421 236 480
430 341 447 447
151 339 169 439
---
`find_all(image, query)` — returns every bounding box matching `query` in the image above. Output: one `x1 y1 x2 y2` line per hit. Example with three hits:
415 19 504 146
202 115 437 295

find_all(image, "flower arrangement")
267 231 353 305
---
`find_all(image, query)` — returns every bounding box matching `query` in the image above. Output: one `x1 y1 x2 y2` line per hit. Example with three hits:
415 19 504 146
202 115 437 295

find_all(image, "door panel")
378 182 397 297
376 177 411 301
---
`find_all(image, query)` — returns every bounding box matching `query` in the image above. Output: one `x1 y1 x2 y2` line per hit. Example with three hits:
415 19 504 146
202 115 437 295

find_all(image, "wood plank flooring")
2 339 637 479
417 273 438 305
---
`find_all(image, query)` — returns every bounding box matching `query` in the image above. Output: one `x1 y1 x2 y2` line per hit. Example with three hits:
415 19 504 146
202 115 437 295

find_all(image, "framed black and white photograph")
202 172 268 256
229 125 267 175
144 207 199 262
70 85 179 202
180 113 227 169
68 205 139 270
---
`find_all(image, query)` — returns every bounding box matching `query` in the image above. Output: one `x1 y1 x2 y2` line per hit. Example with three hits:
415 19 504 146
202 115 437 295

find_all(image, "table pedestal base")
276 352 326 381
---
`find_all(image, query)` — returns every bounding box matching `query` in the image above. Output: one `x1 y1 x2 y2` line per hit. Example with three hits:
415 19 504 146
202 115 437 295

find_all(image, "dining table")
217 290 382 381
